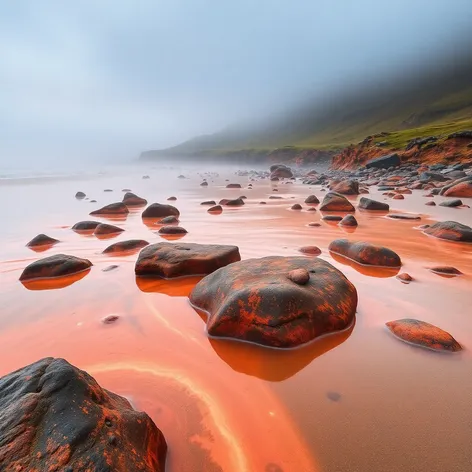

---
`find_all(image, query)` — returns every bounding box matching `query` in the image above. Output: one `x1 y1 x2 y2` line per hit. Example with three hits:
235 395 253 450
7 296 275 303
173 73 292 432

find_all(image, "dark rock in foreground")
365 153 400 169
142 203 180 219
135 242 241 278
0 357 167 471
26 234 60 248
189 256 357 348
423 221 472 242
90 202 129 216
20 254 92 281
358 197 389 211
386 319 462 352
103 239 149 254
329 239 401 267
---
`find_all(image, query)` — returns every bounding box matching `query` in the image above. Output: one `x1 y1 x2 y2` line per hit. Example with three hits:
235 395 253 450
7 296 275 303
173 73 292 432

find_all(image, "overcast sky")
1 0 471 167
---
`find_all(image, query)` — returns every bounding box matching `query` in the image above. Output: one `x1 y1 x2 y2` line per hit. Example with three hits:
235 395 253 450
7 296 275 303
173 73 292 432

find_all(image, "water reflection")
20 269 91 290
136 276 202 296
330 252 401 277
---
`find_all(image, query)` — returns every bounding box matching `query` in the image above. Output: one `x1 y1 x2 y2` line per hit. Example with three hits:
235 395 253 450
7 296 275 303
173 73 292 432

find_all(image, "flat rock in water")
72 221 101 231
319 192 355 212
103 239 149 254
423 221 472 242
428 266 462 276
142 203 180 218
94 223 124 235
358 197 389 211
90 202 129 216
20 254 92 281
0 358 167 470
439 199 463 208
226 183 242 188
189 256 357 348
299 246 321 255
387 214 421 220
322 215 343 221
122 192 147 206
219 198 245 206
329 239 401 267
26 234 60 248
135 242 241 278
201 200 217 205
386 319 462 352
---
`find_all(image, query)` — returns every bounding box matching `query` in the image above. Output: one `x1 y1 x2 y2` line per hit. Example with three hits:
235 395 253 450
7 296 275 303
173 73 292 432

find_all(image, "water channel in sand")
0 163 471 471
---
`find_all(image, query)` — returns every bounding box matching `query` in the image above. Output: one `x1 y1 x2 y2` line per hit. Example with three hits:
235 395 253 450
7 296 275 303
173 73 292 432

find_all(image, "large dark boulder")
439 175 472 195
19 254 92 281
329 239 401 267
90 203 129 216
189 256 357 348
142 203 180 219
444 181 472 198
319 192 355 212
365 153 400 169
0 358 166 471
423 221 472 242
386 319 462 352
135 242 241 278
358 197 389 211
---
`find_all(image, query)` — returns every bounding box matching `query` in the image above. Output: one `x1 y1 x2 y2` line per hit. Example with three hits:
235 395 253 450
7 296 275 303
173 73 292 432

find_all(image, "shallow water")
1 164 472 472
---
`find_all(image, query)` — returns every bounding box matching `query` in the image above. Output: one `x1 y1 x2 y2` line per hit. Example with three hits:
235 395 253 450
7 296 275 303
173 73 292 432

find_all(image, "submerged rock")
319 192 355 212
358 197 389 211
423 221 472 242
135 242 241 278
226 183 242 188
0 357 167 471
201 200 217 205
329 239 401 267
219 198 245 206
26 234 60 248
90 202 129 216
189 256 357 348
386 319 462 352
322 215 343 222
103 239 149 254
142 203 180 218
20 254 92 281
397 273 413 283
428 266 462 276
208 205 223 213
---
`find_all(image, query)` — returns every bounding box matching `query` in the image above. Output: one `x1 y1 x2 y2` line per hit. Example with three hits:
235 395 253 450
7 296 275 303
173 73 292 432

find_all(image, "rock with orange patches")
423 221 472 242
386 319 462 352
319 192 355 212
19 254 92 281
135 242 241 278
90 202 129 216
329 239 401 267
189 256 357 348
0 358 167 471
329 179 360 195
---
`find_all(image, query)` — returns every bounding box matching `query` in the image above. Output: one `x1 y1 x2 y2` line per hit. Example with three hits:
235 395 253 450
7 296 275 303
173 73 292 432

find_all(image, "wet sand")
1 165 472 472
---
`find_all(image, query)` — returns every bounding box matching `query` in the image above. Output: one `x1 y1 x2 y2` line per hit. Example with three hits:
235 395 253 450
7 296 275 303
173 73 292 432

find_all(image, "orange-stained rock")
142 203 180 219
103 239 149 254
0 358 166 471
122 192 147 206
26 234 60 249
90 202 129 216
319 192 355 212
386 319 462 352
397 273 413 283
444 181 472 197
299 246 321 256
93 223 124 236
19 254 92 281
423 220 472 242
135 242 241 278
329 179 360 195
392 194 404 200
189 256 358 348
329 239 401 267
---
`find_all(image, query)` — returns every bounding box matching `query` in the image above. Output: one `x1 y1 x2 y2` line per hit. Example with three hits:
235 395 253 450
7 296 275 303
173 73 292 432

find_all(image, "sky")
1 0 471 167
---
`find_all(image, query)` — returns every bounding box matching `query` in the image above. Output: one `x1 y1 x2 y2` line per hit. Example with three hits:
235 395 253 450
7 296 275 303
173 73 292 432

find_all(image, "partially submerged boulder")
386 319 462 352
304 195 320 204
20 254 92 281
423 221 472 242
0 357 167 471
142 203 180 219
90 203 129 216
219 198 245 206
26 234 60 248
103 239 149 254
122 192 148 206
72 221 101 232
158 225 188 235
135 242 241 278
93 223 124 236
329 239 401 267
189 256 358 348
319 192 355 212
358 197 389 211
339 215 358 227
226 183 242 188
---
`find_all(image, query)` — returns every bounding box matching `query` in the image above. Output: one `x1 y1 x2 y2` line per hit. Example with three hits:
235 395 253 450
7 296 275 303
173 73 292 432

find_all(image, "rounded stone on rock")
386 319 462 352
189 256 358 348
19 254 92 281
287 268 310 285
142 203 180 218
